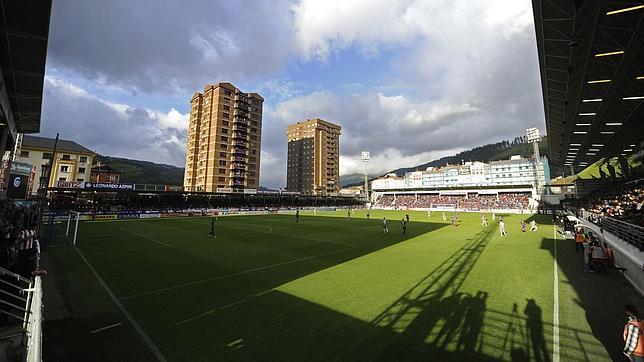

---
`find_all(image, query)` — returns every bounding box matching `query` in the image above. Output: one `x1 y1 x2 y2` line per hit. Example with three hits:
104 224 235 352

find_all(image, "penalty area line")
74 247 166 362
167 289 276 329
90 322 123 334
119 228 170 247
119 246 359 301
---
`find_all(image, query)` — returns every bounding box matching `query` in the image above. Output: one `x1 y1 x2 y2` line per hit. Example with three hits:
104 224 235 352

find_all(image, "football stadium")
0 1 643 361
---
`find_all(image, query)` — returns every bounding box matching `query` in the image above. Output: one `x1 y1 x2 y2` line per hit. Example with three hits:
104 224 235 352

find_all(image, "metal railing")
0 266 42 361
25 276 42 362
580 210 643 251
600 217 644 251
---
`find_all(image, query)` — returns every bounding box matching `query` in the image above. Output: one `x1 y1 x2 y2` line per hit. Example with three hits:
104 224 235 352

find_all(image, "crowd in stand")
0 199 40 277
374 193 531 210
571 181 643 227
50 193 362 213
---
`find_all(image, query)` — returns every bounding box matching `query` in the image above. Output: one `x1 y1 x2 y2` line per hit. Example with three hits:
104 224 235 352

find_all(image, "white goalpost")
65 211 81 245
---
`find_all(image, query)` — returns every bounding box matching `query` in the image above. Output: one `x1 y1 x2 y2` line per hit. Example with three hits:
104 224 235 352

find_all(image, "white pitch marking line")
168 299 248 328
119 246 359 301
90 322 123 334
553 224 560 362
168 289 275 328
119 228 170 247
74 247 166 362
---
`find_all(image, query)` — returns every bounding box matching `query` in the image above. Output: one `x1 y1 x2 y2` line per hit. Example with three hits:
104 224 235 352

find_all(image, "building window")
78 167 86 174
224 90 232 96
223 105 230 111
222 121 229 126
222 128 228 134
220 144 227 150
219 152 227 157
58 177 66 182
19 151 29 157
62 154 71 160
42 153 52 160
77 178 83 182
221 136 228 141
219 160 227 166
219 168 226 174
222 113 230 119
79 156 88 163
60 165 69 172
218 177 226 182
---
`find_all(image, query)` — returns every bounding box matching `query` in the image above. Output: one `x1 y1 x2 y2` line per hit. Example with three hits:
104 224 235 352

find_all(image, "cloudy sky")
41 0 545 188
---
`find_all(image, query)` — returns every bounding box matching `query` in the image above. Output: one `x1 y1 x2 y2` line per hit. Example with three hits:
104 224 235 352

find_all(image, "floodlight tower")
361 151 370 200
526 127 543 195
526 127 541 160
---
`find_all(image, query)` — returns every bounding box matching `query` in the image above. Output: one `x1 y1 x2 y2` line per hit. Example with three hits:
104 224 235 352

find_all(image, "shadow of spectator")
458 291 488 354
524 298 550 362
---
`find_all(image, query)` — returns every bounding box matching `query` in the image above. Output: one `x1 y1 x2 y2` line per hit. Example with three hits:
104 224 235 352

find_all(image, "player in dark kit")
405 213 410 223
209 218 217 238
295 210 300 223
401 219 407 235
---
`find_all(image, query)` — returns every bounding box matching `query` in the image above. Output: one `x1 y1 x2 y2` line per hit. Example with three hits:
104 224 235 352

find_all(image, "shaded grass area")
42 211 630 361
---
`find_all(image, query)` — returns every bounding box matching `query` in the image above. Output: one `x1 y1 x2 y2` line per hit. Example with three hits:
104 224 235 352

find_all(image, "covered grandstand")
533 0 643 293
0 0 52 361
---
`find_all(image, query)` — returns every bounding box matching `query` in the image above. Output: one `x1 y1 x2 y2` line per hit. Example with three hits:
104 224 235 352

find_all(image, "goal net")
65 211 81 245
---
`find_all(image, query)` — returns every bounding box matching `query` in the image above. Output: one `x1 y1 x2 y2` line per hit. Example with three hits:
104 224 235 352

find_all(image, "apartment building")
183 83 263 192
286 118 341 195
16 135 95 194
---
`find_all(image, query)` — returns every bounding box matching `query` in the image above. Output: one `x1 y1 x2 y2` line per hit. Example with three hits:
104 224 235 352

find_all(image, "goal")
65 211 81 245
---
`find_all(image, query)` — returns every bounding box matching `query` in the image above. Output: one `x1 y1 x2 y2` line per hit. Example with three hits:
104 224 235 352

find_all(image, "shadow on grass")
160 224 609 361
42 215 447 361
541 237 628 361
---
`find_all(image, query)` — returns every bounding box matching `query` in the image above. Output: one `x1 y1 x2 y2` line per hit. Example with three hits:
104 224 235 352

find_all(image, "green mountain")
340 173 377 187
95 155 184 186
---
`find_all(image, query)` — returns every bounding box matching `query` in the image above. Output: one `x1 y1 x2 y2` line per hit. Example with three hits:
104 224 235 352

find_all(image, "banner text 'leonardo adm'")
83 182 134 190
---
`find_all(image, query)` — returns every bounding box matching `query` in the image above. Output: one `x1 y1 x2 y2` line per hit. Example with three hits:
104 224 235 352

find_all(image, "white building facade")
371 156 550 199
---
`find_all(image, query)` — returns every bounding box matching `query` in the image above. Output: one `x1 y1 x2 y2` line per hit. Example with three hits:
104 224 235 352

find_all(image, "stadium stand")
373 192 530 210
571 181 643 227
0 198 43 361
49 191 362 213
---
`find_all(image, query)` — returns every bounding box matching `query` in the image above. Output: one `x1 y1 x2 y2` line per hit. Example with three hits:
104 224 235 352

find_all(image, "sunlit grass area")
42 210 627 361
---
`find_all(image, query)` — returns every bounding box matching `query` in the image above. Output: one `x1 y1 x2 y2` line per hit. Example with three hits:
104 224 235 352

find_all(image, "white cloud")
41 77 187 167
148 108 189 131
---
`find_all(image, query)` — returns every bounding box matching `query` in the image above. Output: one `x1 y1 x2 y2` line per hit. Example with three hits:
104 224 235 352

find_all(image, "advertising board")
84 182 135 191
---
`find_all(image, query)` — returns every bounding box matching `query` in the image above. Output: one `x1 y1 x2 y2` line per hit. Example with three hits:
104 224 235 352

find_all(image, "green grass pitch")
42 210 630 361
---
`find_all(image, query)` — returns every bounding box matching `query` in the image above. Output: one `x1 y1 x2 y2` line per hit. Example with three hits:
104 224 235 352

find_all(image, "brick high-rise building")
184 83 263 192
286 118 341 195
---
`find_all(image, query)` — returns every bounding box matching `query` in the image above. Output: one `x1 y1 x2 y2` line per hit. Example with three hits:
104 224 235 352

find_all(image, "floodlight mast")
526 128 543 196
526 127 541 159
361 151 370 200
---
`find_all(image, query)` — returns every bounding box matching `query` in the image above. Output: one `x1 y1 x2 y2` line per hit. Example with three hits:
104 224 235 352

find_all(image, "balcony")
231 180 245 186
231 163 246 170
234 118 248 126
233 109 249 117
230 171 245 178
232 125 248 133
232 132 247 140
231 156 246 162
231 140 247 147
234 94 249 102
232 147 246 155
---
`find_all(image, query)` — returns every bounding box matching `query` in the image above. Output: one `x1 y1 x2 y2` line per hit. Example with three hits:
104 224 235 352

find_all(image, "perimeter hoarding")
84 182 134 191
